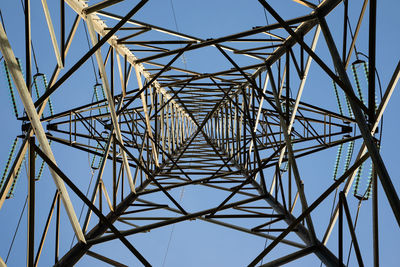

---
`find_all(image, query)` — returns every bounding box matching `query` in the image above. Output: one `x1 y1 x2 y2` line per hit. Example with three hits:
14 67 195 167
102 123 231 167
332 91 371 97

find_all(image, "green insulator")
332 81 344 116
281 144 293 172
36 159 46 181
41 74 54 116
364 162 373 199
90 142 103 169
33 77 40 98
353 162 364 195
93 85 102 115
35 140 52 180
97 156 103 170
344 96 354 119
343 141 354 172
33 75 44 120
280 161 288 172
34 74 54 117
363 143 380 200
332 143 344 180
351 63 365 104
3 62 19 118
7 157 24 199
362 61 369 84
362 61 379 112
90 154 97 169
16 58 25 81
0 138 18 190
353 180 360 194
363 62 379 113
95 133 109 169
97 84 109 113
365 184 372 199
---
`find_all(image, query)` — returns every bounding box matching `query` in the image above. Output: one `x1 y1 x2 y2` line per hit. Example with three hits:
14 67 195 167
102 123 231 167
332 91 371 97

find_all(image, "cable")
345 10 359 61
83 22 99 84
69 170 96 248
169 0 187 67
68 19 102 243
19 0 40 73
0 8 6 34
162 3 188 257
345 199 362 266
161 186 185 267
259 209 275 266
0 138 19 190
5 196 28 263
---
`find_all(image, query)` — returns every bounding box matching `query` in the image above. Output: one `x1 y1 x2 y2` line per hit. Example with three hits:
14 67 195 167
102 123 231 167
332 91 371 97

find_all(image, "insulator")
90 154 97 170
93 84 102 115
353 162 364 195
361 61 379 112
364 162 374 200
91 142 104 170
97 83 109 113
3 62 19 118
362 61 369 84
0 138 18 190
7 157 24 199
343 140 354 173
280 161 288 172
351 63 365 104
332 81 343 116
33 75 43 119
42 74 54 116
34 73 54 117
97 157 103 170
363 143 380 200
16 58 25 80
344 96 354 119
332 143 343 180
35 140 52 181
36 159 46 181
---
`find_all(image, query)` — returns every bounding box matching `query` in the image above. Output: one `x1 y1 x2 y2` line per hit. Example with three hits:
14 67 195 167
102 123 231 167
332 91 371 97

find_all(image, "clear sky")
0 0 400 266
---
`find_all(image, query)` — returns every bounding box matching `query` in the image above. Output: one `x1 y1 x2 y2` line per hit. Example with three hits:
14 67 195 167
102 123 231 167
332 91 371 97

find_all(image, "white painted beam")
86 15 136 192
0 22 85 243
41 0 63 68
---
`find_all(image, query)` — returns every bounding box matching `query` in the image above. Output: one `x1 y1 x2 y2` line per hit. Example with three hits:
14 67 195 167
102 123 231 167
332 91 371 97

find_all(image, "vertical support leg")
60 0 65 65
0 20 85 242
318 16 400 228
27 137 35 267
86 16 135 191
368 0 376 122
268 66 317 242
338 193 343 265
25 0 31 93
55 193 60 263
41 0 63 68
34 191 58 267
372 166 379 266
113 134 117 210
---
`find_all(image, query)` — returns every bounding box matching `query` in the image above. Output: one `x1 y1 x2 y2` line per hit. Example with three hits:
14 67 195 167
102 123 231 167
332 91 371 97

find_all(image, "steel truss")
0 0 399 266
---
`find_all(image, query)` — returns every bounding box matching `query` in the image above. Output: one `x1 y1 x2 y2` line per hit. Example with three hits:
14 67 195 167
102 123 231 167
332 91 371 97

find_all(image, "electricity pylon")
0 0 399 266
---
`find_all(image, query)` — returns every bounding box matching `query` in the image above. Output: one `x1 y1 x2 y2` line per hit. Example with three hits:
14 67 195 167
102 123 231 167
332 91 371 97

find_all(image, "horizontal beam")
85 0 124 15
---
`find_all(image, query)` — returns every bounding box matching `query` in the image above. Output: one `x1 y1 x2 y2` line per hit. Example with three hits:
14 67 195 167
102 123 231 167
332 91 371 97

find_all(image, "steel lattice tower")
0 0 399 266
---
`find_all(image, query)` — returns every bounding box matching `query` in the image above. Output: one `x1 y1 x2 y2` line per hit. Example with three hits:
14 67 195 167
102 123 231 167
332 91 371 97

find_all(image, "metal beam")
0 21 86 243
86 15 136 192
33 143 151 266
41 0 63 68
85 0 124 15
317 15 400 228
27 137 35 267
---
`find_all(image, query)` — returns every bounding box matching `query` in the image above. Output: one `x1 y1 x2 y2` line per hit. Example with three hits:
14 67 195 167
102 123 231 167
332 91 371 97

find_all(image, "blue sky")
0 0 400 266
